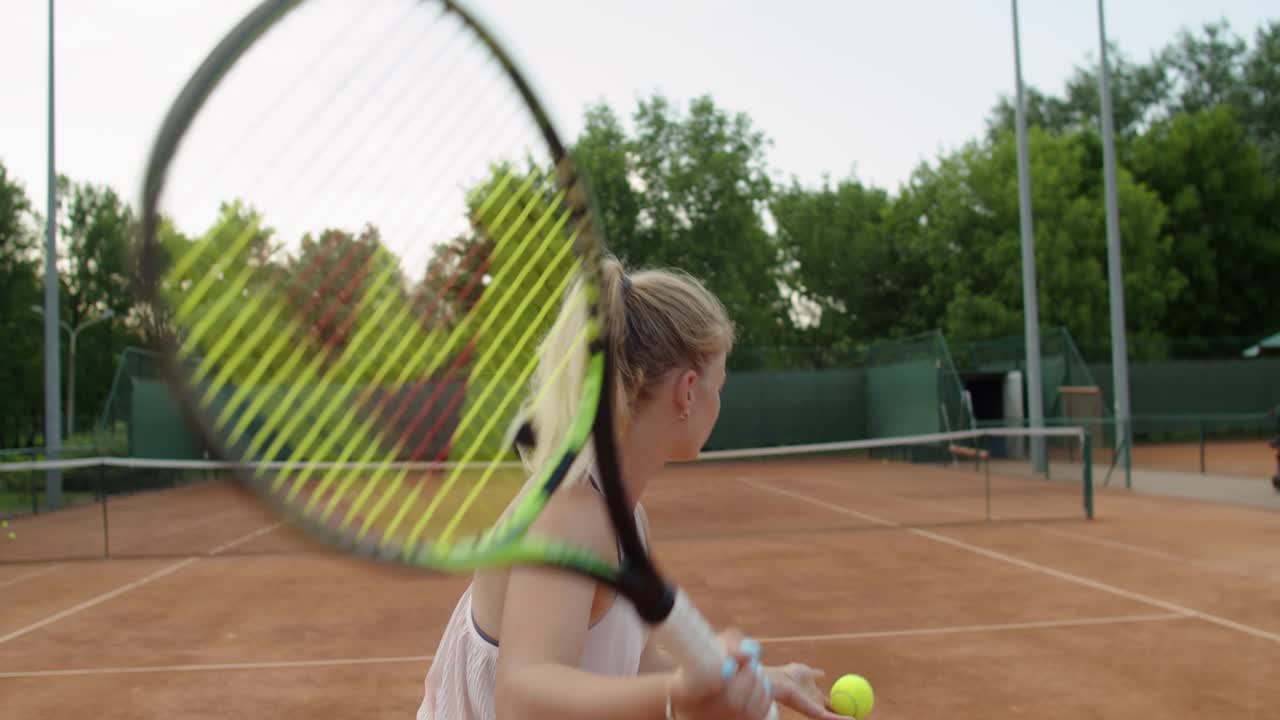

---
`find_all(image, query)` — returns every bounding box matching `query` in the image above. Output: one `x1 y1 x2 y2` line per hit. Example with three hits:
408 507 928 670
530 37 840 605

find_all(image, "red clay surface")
1 454 1276 719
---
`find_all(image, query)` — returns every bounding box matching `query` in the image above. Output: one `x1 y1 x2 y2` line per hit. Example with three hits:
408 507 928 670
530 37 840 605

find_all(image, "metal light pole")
32 307 115 437
43 0 62 508
1096 0 1133 486
1011 0 1047 473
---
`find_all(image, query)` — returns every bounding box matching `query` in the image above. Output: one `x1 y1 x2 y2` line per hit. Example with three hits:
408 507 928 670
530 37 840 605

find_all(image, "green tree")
893 128 1180 358
771 175 924 361
1159 21 1250 117
55 178 139 432
151 200 281 363
574 105 641 260
288 224 410 357
1241 21 1280 178
1129 106 1280 342
575 95 787 368
986 45 1169 140
0 161 44 447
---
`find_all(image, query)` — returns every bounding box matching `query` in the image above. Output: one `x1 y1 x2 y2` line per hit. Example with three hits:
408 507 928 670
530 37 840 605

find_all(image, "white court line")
105 509 251 556
738 478 896 528
153 509 250 541
738 478 1280 645
1028 524 1256 578
1 615 1189 679
0 520 293 646
0 565 62 590
0 654 434 679
0 559 198 645
759 612 1186 644
865 492 982 519
208 521 284 555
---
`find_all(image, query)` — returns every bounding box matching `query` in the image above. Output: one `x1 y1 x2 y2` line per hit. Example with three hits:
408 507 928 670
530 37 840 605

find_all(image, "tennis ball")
7 531 14 540
830 674 874 718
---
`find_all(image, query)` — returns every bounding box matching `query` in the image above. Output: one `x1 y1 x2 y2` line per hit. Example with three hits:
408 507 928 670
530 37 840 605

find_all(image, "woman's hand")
666 630 774 720
765 662 851 720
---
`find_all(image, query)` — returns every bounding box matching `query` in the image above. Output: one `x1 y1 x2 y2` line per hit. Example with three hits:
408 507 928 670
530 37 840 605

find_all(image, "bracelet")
665 692 674 720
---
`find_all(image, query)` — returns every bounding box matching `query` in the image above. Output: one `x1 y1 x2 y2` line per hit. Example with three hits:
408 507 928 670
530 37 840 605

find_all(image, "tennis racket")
136 1 777 717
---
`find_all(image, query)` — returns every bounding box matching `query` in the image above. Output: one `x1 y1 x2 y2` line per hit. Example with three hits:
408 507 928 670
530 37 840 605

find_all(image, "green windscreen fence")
102 331 982 458
97 347 205 460
129 379 204 459
867 359 937 437
1088 359 1280 418
708 331 970 451
705 368 867 451
954 327 1099 419
865 330 969 438
96 346 479 462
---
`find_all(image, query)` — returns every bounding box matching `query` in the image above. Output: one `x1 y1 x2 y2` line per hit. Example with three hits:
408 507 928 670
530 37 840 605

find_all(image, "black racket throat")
593 352 675 625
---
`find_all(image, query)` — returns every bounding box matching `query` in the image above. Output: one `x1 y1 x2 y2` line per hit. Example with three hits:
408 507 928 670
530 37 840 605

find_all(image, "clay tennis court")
1 451 1277 719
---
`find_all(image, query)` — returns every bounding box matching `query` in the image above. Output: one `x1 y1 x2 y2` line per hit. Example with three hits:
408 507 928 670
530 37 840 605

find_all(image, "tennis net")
0 427 1091 563
647 426 1094 540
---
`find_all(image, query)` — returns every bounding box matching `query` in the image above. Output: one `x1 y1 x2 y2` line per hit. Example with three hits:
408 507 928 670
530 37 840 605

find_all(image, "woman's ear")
673 368 698 419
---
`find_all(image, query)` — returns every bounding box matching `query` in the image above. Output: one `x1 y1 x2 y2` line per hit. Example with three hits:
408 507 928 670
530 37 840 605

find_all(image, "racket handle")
655 588 780 720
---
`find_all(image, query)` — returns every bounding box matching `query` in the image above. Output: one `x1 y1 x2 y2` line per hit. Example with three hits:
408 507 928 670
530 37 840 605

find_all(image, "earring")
679 411 689 421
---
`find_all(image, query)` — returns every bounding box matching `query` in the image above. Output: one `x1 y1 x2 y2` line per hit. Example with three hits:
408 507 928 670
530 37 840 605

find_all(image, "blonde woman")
419 259 843 720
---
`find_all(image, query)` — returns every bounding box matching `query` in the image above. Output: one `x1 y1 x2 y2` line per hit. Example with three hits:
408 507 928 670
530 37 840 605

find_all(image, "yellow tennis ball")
7 531 14 540
830 674 874 718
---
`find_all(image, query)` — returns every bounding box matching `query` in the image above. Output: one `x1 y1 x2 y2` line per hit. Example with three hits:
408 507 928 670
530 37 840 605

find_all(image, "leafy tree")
55 178 139 432
986 44 1169 140
575 95 787 368
0 161 44 447
1129 106 1280 341
880 128 1181 358
1159 20 1250 116
771 176 914 350
1241 21 1280 178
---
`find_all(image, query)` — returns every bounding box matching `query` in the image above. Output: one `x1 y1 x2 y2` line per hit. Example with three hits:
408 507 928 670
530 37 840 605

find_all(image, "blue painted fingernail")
763 676 771 695
739 637 761 659
721 658 736 679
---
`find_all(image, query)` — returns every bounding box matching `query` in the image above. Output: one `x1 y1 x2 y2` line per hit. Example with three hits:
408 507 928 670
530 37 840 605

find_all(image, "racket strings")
167 174 585 554
193 1 423 193
156 1 594 561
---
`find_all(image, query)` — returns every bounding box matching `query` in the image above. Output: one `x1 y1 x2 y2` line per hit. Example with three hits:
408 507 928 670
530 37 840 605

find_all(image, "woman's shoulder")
529 479 616 554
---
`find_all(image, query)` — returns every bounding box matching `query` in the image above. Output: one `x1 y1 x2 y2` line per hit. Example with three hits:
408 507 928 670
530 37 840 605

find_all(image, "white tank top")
416 500 651 720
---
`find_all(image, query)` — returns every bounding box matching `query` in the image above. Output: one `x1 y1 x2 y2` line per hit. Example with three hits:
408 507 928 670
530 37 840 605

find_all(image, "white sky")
1 0 1275 227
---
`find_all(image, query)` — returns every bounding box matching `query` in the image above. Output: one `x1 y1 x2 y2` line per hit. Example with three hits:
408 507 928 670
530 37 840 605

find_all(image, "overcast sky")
1 0 1275 225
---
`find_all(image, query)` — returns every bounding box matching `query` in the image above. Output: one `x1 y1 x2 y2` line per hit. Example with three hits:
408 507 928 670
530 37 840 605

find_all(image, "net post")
1124 418 1132 489
29 466 38 515
99 460 110 558
983 433 991 522
1199 419 1206 474
1082 428 1093 520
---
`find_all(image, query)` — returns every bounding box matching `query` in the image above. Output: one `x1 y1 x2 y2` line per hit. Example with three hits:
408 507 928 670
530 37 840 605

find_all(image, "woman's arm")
494 486 672 719
498 662 673 720
493 486 769 720
639 639 677 674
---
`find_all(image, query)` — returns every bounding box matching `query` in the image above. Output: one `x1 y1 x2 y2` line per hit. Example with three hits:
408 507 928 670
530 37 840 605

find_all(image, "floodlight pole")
43 0 63 509
1096 0 1133 486
1011 0 1047 473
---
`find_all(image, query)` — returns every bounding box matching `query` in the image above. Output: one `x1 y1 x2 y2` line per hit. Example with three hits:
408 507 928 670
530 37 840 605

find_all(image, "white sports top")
416 481 650 720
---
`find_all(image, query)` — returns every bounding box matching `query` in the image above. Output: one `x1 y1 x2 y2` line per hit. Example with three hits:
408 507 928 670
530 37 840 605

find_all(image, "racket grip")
655 588 780 720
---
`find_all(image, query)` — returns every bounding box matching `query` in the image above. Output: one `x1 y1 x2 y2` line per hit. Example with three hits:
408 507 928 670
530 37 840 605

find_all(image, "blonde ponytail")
518 256 733 487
